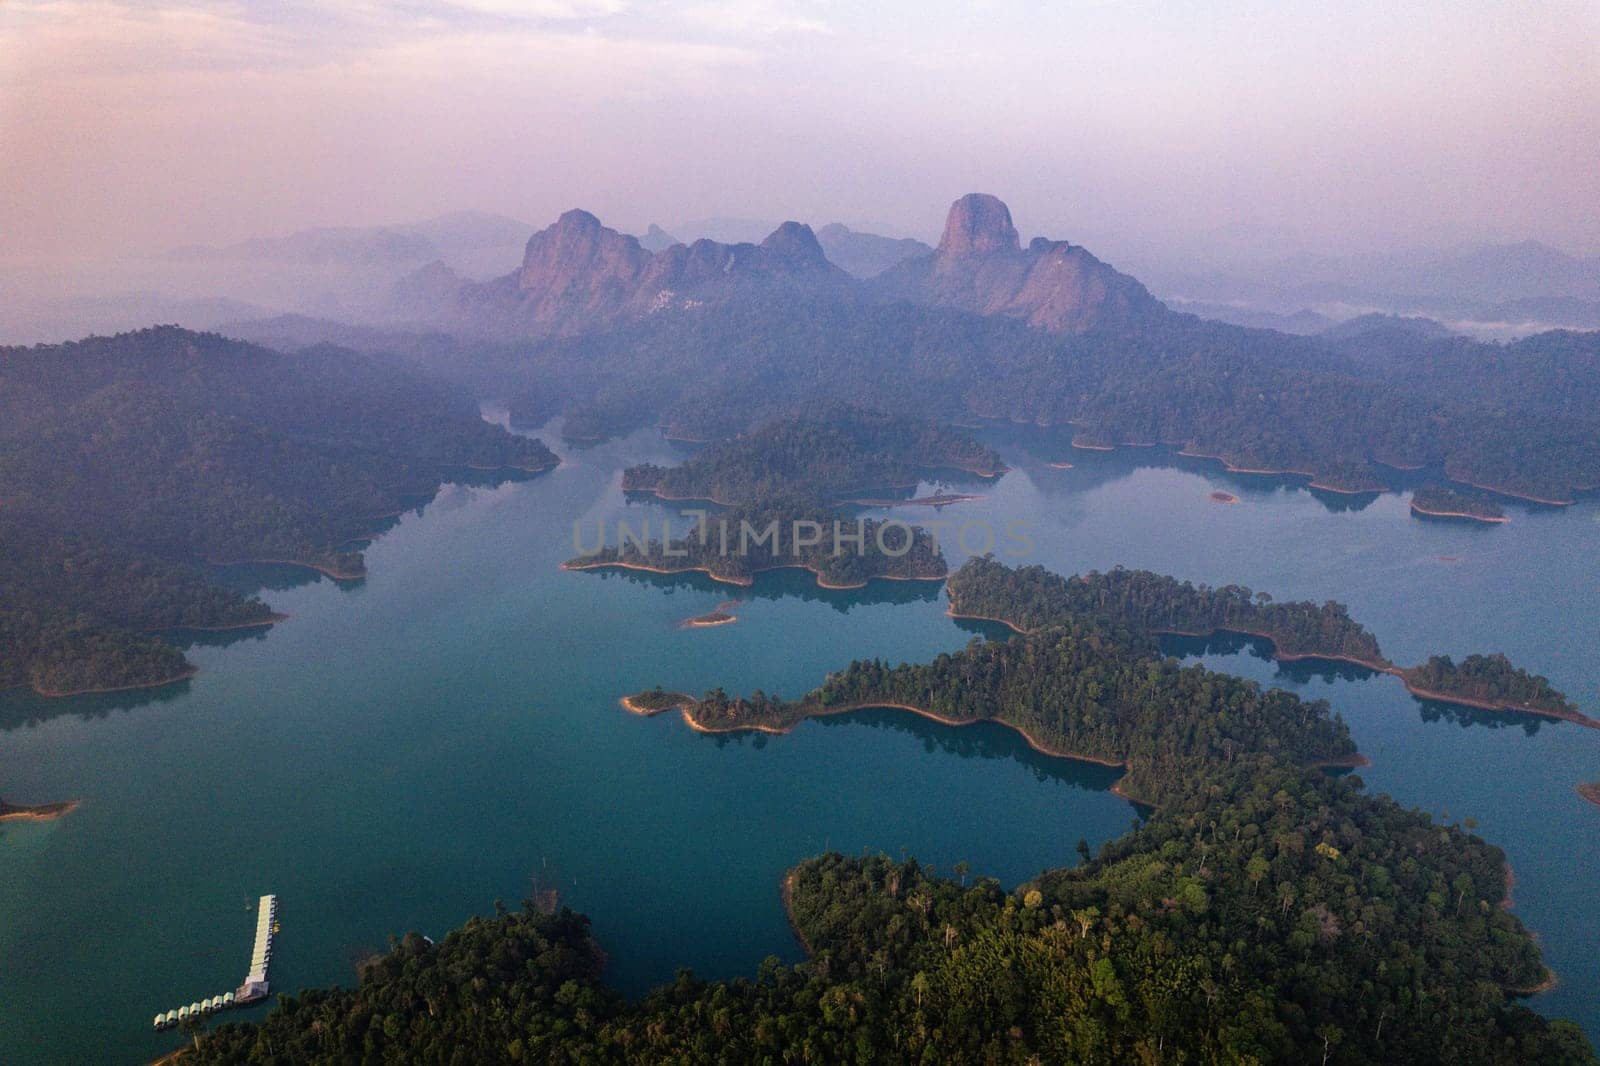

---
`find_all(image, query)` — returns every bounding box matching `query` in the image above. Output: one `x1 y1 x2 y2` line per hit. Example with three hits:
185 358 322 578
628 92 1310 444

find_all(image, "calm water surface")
2 423 1597 1063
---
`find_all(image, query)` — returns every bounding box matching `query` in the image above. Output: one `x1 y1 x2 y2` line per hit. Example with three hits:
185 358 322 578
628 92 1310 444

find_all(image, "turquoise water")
2 424 1597 1063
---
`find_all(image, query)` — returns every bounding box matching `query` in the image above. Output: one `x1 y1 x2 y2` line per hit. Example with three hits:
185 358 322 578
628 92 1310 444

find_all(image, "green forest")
185 559 1594 1063
622 405 1004 506
0 326 558 694
946 555 1388 665
1411 487 1507 521
945 557 1583 721
498 296 1600 504
676 617 1357 803
1401 654 1579 717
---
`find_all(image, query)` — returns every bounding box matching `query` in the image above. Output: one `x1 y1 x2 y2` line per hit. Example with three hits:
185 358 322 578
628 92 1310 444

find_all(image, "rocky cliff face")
876 193 1166 332
437 211 845 336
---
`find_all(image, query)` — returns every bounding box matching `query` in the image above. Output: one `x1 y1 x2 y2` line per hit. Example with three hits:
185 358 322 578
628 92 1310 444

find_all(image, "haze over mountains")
5 193 1597 346
382 194 1161 339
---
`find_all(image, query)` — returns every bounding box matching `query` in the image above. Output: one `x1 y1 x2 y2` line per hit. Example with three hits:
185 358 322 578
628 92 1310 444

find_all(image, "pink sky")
3 1 1598 260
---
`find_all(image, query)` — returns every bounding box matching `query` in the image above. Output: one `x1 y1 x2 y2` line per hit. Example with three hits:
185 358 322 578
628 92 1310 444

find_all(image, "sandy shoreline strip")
33 666 199 699
563 558 947 592
0 799 80 823
1410 503 1509 524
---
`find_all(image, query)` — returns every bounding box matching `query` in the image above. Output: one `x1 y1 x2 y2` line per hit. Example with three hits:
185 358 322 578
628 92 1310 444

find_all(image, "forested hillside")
0 326 557 694
187 565 1594 1063
623 405 1003 505
947 555 1388 664
500 293 1600 503
946 556 1585 723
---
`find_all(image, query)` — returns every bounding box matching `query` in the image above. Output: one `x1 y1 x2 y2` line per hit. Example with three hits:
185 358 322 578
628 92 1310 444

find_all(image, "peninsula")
945 556 1592 728
0 797 80 823
1411 487 1509 524
0 327 558 695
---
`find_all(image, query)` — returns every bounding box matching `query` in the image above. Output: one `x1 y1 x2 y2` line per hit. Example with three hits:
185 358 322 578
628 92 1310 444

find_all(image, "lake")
2 422 1597 1063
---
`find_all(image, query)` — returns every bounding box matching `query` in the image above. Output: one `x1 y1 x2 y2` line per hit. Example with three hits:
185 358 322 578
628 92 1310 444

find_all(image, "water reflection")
0 678 194 732
576 563 944 611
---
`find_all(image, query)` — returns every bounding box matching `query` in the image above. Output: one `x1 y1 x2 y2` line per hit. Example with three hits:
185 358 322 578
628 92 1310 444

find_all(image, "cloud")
430 0 629 19
674 1 832 37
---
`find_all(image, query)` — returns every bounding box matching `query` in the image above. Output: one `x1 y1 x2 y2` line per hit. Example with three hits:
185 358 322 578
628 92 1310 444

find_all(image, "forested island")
0 795 79 823
946 557 1591 726
656 616 1359 803
186 560 1593 1062
622 405 1004 506
564 504 946 589
1412 487 1509 523
0 327 557 695
1400 655 1581 719
945 555 1389 665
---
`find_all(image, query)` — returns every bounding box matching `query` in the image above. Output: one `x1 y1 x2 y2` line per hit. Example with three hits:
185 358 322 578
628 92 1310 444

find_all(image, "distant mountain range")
166 211 534 271
813 224 931 278
391 194 1164 338
1153 239 1600 336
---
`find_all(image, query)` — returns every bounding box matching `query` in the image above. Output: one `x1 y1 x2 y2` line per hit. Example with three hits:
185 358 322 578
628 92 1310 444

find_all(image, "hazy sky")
4 0 1599 261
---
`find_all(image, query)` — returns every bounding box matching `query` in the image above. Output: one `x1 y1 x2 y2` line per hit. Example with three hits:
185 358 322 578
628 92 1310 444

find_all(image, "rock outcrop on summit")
388 194 1163 337
438 210 847 336
874 193 1166 332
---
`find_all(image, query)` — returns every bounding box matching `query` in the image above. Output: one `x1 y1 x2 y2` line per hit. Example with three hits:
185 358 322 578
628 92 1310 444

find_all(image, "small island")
683 609 738 628
1399 654 1589 724
1209 490 1239 504
1578 782 1600 809
0 797 80 823
1411 487 1508 524
622 405 1005 507
620 688 693 716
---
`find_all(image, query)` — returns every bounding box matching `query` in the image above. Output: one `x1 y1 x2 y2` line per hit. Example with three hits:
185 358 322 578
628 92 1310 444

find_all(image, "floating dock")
153 894 277 1030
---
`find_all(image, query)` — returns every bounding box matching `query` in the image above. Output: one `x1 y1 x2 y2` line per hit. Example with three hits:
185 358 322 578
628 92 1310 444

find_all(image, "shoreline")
1396 679 1599 729
156 611 288 634
675 698 1141 793
562 558 948 592
682 612 738 628
945 598 1596 731
209 557 367 581
0 798 80 823
1409 502 1509 525
779 870 813 955
33 666 198 700
838 493 985 508
619 694 693 716
661 696 1359 809
1446 471 1573 507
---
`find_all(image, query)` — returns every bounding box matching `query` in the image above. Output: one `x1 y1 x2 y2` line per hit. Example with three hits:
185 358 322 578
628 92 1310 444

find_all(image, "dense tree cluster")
623 405 1003 506
188 599 1593 1064
946 557 1583 722
681 619 1357 803
1402 654 1577 716
947 555 1388 665
501 295 1600 502
1411 487 1507 521
0 326 557 693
